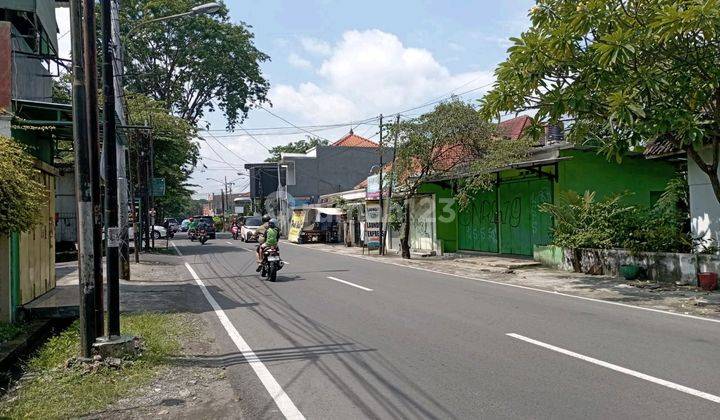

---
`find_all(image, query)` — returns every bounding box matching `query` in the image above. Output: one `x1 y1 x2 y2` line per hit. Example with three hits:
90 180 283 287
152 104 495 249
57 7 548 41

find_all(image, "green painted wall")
417 183 458 253
11 129 54 164
557 149 676 206
422 147 677 257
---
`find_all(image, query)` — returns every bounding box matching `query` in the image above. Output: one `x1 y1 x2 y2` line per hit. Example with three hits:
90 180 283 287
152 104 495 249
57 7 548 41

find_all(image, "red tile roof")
331 130 379 148
498 115 532 140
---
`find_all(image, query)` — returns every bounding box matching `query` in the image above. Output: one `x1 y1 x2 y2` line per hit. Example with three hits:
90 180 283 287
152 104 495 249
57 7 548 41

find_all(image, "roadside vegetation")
0 323 26 344
540 177 691 253
0 312 197 419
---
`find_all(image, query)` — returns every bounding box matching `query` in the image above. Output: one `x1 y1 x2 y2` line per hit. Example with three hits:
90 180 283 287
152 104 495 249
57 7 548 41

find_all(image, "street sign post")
151 177 165 197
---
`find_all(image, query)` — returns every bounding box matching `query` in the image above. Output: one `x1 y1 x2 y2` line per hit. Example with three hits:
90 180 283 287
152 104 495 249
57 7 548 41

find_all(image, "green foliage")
392 99 529 199
1 313 197 419
0 136 47 235
126 93 199 220
540 184 690 253
265 136 329 162
0 322 26 343
480 0 720 200
389 99 531 257
120 0 270 129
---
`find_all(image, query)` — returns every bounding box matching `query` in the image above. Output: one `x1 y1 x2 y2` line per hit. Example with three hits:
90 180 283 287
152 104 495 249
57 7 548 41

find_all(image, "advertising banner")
365 202 381 250
366 174 380 200
288 209 305 243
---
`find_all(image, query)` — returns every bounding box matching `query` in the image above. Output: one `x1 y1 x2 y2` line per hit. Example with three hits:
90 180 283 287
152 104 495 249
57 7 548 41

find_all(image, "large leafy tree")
391 100 530 258
119 0 270 129
264 136 329 162
126 93 199 219
480 0 720 202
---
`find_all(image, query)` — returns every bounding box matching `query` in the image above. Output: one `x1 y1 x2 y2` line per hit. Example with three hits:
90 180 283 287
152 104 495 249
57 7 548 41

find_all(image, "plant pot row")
619 264 718 291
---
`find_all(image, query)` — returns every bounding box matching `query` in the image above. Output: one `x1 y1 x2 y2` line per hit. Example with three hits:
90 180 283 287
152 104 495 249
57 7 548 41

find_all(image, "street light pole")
101 0 121 337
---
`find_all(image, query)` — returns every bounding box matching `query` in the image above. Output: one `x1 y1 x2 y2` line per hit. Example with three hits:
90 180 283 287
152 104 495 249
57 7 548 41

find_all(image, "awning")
310 207 345 216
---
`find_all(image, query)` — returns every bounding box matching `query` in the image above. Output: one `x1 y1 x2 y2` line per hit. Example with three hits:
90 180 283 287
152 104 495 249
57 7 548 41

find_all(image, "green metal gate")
458 188 498 252
498 178 552 255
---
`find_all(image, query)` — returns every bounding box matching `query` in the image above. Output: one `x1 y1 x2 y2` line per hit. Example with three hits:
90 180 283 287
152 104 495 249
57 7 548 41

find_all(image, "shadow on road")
199 257 459 420
171 343 376 367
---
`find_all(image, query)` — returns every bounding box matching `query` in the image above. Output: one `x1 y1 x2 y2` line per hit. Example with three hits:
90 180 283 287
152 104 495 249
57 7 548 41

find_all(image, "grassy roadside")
0 312 197 418
0 323 26 344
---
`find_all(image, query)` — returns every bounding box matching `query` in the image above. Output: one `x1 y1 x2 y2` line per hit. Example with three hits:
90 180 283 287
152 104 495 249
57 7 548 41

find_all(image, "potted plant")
692 237 718 291
619 263 641 280
697 272 718 291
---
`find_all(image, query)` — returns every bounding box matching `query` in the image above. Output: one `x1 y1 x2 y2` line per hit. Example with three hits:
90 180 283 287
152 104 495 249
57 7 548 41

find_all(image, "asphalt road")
171 233 720 419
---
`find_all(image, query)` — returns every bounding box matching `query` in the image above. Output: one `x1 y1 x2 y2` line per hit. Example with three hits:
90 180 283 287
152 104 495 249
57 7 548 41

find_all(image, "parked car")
164 218 179 232
241 216 263 242
196 216 217 239
129 225 168 240
180 219 190 231
105 225 167 242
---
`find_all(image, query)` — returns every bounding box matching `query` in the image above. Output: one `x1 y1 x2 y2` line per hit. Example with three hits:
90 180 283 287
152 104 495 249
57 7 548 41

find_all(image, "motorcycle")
260 245 283 282
231 225 239 240
188 228 197 242
198 226 208 245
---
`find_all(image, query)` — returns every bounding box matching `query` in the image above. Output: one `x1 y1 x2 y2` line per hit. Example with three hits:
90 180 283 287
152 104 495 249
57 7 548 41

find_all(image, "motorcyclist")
254 216 280 271
187 217 198 238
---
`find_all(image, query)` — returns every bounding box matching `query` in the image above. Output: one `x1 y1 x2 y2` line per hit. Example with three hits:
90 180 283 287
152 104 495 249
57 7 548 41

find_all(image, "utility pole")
101 0 120 337
111 0 130 282
129 147 139 263
224 175 229 228
387 114 400 251
378 114 385 255
69 0 96 357
148 129 156 249
142 134 151 251
221 189 226 216
82 0 104 338
276 163 282 223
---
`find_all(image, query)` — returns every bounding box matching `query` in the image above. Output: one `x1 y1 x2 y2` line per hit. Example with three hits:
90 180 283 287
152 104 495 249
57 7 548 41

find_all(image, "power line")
259 106 334 142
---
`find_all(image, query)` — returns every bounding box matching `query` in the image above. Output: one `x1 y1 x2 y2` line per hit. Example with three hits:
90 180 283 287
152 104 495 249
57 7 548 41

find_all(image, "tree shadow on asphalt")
200 260 459 420
119 283 258 314
170 343 377 367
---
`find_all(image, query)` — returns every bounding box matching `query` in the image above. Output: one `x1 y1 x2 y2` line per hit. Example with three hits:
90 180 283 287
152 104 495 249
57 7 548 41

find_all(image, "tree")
119 0 270 129
480 0 720 203
0 136 47 234
390 100 531 258
126 93 199 219
264 136 329 162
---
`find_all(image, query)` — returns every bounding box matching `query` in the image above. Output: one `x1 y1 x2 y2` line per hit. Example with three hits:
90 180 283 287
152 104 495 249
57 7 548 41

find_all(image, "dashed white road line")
507 333 720 404
172 241 305 419
327 276 373 292
226 241 234 245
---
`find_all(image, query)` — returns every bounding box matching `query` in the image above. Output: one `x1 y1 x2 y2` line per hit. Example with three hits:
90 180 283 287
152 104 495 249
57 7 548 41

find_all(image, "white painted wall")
688 146 720 250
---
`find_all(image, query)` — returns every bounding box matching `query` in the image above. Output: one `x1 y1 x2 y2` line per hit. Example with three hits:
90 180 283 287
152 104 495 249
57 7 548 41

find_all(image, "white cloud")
287 53 312 70
271 29 494 124
300 37 332 56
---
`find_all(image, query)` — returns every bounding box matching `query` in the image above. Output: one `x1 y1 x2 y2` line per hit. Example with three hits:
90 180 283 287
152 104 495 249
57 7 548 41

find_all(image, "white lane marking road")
282 242 720 325
226 241 234 245
327 276 373 292
171 242 305 419
507 333 720 405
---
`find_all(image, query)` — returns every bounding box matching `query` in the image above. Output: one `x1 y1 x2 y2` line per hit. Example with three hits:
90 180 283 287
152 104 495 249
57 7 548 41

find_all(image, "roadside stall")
287 207 345 244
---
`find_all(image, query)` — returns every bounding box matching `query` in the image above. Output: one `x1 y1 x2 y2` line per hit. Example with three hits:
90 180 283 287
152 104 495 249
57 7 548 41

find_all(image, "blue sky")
57 1 535 197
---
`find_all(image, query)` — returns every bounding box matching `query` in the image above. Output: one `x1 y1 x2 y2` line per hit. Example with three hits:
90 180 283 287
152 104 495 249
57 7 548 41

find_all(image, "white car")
129 225 167 240
102 225 167 242
240 216 263 242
